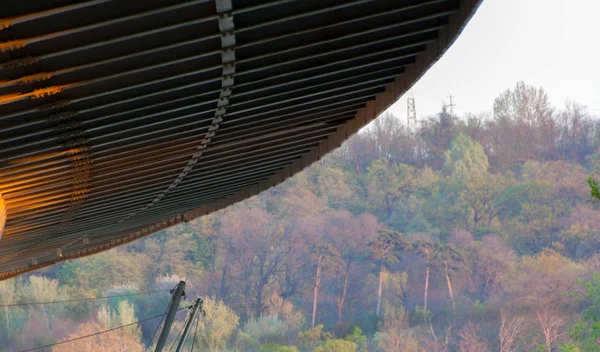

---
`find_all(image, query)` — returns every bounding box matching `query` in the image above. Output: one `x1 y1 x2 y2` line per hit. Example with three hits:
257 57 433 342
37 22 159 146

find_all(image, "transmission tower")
447 95 455 116
407 90 417 130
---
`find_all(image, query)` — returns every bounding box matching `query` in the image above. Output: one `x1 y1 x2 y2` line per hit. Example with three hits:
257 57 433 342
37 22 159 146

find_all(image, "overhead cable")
0 289 170 308
16 309 185 352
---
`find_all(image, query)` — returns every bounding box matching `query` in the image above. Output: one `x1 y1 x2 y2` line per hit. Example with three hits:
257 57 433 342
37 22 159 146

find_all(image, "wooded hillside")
2 82 600 351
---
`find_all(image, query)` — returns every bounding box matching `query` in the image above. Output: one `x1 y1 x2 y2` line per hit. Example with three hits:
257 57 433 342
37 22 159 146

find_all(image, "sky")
386 0 600 121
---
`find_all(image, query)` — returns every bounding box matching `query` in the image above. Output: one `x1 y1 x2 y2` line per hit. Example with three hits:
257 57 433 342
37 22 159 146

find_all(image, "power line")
0 289 170 308
16 309 186 352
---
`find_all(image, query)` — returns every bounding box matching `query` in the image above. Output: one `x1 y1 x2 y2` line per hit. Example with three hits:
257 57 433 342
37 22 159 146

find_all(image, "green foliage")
368 230 408 271
297 325 331 350
586 176 600 201
243 316 288 345
235 331 261 351
313 339 357 352
443 132 489 182
367 158 418 219
563 273 600 351
259 343 300 352
344 327 367 352
195 297 240 352
56 250 149 291
414 306 432 324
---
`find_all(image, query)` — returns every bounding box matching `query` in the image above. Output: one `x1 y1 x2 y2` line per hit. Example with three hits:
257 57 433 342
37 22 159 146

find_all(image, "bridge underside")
0 0 481 279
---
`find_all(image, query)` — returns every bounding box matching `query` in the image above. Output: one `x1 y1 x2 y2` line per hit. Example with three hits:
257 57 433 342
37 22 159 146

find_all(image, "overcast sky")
386 0 600 121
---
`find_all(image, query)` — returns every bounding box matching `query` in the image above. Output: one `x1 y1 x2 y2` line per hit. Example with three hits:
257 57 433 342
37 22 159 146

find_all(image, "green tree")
344 326 367 352
195 297 240 352
443 133 489 183
313 339 357 352
442 133 510 231
437 244 465 310
297 324 331 350
587 176 600 201
259 344 300 352
562 273 600 351
368 230 407 317
367 159 418 219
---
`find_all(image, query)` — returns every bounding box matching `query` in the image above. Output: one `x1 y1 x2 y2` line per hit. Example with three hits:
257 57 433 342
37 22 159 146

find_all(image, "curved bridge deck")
0 0 482 279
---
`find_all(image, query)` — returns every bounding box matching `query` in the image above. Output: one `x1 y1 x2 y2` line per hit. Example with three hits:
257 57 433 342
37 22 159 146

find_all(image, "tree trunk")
256 284 263 317
350 147 362 175
337 262 350 321
245 294 252 318
444 262 456 310
219 264 228 300
424 265 430 311
256 258 266 317
385 194 392 219
312 255 323 327
4 309 9 344
376 267 384 317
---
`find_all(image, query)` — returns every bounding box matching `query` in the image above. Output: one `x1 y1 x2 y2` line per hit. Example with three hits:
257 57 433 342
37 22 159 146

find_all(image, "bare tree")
24 276 68 335
536 306 567 352
457 322 489 352
499 309 523 352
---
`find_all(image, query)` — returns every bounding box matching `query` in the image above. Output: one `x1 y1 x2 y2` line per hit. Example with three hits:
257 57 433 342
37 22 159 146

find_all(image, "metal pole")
155 281 186 352
175 298 203 352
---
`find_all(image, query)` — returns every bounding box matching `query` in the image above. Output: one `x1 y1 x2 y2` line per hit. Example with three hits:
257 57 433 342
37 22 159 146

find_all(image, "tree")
442 133 511 231
502 250 584 352
258 344 300 352
53 301 143 352
194 297 240 352
375 307 423 352
57 249 150 293
24 276 69 335
367 159 418 219
344 327 367 352
311 243 342 327
410 240 437 310
313 339 357 352
410 240 439 340
419 105 455 169
0 278 24 346
561 273 600 351
368 230 407 316
491 82 555 165
221 207 285 317
297 324 331 350
443 133 489 183
587 176 600 201
457 322 490 352
499 309 524 352
327 211 378 321
437 244 465 310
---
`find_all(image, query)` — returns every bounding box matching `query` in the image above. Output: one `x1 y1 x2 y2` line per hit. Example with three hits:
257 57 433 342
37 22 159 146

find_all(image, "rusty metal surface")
0 0 483 279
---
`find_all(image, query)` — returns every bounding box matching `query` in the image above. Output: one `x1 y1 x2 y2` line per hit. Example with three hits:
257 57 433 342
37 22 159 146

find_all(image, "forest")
2 82 600 351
